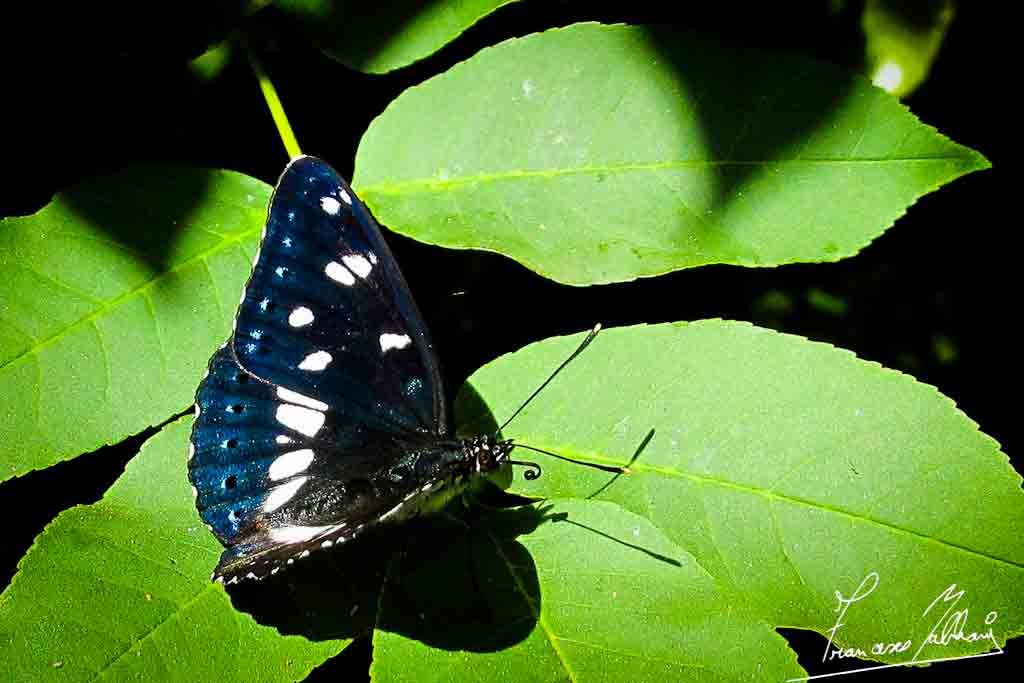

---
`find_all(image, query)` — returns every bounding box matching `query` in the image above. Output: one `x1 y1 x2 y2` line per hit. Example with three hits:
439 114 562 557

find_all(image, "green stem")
243 38 302 159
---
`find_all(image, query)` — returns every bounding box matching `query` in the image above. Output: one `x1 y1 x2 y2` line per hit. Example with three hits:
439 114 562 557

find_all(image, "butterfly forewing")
188 156 455 582
232 156 444 432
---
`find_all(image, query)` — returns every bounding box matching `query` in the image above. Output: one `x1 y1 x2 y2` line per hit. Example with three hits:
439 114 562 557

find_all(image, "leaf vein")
360 157 975 196
488 533 576 682
0 228 258 375
630 462 1024 569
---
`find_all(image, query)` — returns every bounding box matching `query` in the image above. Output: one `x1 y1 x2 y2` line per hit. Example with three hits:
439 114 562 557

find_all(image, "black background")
0 1 1016 680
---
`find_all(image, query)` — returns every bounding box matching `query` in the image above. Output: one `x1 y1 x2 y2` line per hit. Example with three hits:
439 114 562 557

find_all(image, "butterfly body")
188 156 512 583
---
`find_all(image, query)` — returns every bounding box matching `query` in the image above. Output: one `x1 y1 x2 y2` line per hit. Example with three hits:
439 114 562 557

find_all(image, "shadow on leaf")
640 25 860 219
225 504 551 652
59 166 214 274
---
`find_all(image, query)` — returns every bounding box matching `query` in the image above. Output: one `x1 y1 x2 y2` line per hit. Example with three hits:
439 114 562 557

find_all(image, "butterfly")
187 156 521 583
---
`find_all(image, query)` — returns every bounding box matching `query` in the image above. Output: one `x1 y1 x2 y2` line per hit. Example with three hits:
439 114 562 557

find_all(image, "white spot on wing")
275 404 325 437
342 254 372 278
276 387 329 411
268 525 333 544
339 188 352 205
268 448 315 481
379 333 412 352
320 196 341 215
275 435 294 445
288 306 314 327
325 261 355 286
263 477 307 512
298 350 333 371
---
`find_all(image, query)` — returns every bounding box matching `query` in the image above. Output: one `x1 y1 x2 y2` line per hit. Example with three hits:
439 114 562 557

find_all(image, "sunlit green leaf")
456 321 1024 661
355 23 989 285
0 168 270 482
373 500 804 682
0 418 344 681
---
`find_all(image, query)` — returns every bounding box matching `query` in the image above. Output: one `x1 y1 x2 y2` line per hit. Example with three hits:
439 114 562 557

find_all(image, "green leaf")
354 23 989 285
456 321 1024 661
0 167 270 483
0 417 344 680
372 499 804 682
275 0 519 73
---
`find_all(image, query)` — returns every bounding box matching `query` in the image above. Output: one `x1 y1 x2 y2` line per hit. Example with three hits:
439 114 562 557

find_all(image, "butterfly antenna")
498 324 602 433
510 443 627 477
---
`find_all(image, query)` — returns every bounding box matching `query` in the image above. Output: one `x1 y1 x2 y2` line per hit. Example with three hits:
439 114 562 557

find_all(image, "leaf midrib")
488 531 576 683
358 155 978 196
514 456 1023 570
92 584 218 680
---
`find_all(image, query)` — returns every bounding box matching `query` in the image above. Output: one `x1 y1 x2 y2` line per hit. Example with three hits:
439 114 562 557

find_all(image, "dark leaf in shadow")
275 0 449 73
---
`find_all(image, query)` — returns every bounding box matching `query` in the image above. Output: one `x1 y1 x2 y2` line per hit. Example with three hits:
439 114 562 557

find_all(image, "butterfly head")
463 435 516 474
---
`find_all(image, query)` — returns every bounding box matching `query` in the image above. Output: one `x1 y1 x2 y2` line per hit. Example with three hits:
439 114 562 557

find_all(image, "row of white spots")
339 188 353 205
379 333 412 352
288 306 314 327
298 349 332 371
275 404 324 437
276 387 328 411
325 260 355 286
268 448 315 481
263 476 307 512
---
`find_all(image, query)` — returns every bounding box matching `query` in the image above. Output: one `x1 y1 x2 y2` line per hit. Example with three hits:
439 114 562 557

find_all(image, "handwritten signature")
789 571 1003 680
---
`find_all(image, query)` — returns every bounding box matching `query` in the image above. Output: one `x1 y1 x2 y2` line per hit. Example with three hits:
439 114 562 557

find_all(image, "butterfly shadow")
225 503 551 652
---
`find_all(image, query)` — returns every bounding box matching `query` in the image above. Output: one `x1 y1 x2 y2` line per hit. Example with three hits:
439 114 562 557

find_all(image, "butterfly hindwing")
188 156 457 582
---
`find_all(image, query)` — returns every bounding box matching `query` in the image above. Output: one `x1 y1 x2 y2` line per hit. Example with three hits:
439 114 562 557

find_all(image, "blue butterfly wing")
189 156 451 582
